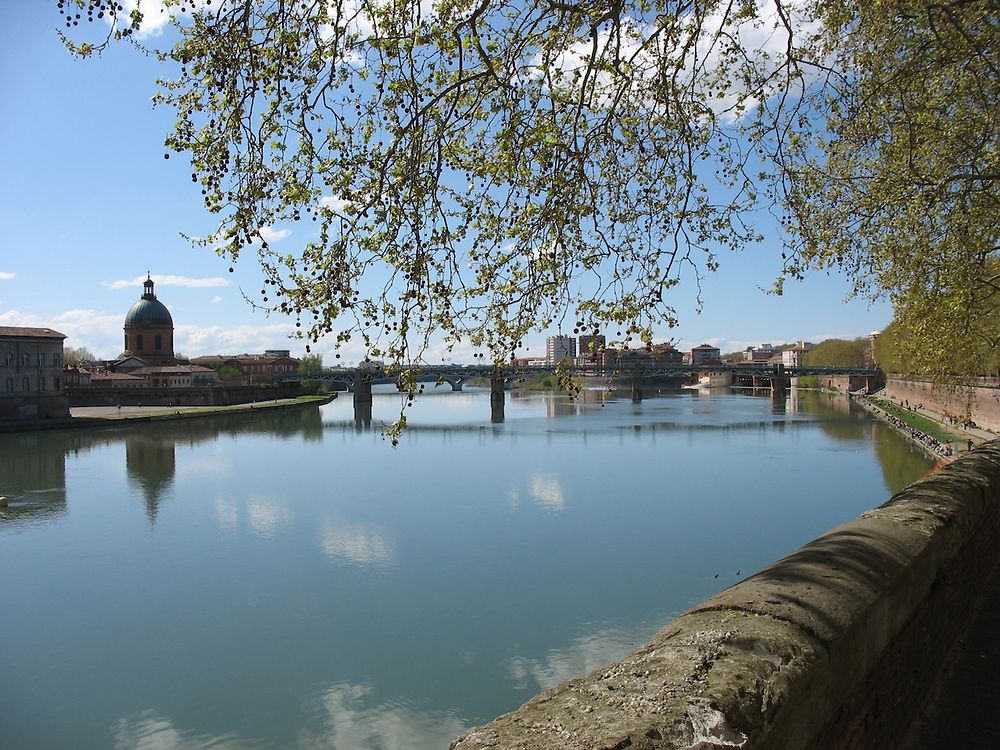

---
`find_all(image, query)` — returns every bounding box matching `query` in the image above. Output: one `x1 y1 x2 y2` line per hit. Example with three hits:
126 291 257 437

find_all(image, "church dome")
125 297 173 327
125 277 173 328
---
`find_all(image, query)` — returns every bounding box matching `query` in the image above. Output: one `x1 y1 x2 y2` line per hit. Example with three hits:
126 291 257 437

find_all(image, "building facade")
577 335 607 364
546 335 577 364
690 344 722 365
0 326 69 419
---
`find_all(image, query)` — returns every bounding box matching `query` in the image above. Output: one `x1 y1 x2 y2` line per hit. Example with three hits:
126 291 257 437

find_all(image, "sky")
0 2 893 364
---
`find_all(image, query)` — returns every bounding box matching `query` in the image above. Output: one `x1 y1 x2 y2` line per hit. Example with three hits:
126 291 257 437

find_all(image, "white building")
782 341 814 367
546 335 577 364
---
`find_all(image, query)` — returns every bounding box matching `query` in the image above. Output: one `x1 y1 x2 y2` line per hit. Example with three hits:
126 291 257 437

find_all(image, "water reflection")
320 517 395 567
0 407 324 527
529 473 566 511
246 496 293 538
114 710 260 750
508 620 660 692
299 682 467 750
125 435 176 524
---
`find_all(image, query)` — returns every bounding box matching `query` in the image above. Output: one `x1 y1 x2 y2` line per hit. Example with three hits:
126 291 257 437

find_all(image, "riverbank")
851 390 995 460
0 394 335 433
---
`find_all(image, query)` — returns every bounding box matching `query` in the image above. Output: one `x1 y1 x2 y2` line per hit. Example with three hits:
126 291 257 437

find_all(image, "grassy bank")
872 399 957 444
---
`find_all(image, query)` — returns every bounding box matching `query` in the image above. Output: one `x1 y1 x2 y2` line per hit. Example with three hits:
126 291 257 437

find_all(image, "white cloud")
529 473 566 511
211 296 223 304
508 621 657 692
256 225 291 243
109 0 215 39
0 271 15 280
298 681 467 750
246 497 292 538
320 517 395 567
114 709 254 750
318 195 350 214
174 323 297 356
103 275 230 290
0 308 123 357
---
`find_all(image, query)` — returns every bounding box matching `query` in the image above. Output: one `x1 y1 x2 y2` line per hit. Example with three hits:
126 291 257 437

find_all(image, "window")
21 353 29 366
39 377 45 392
53 354 60 366
4 353 11 366
125 333 128 350
5 377 12 392
55 377 61 391
38 353 45 366
137 334 144 350
155 334 162 351
22 376 30 392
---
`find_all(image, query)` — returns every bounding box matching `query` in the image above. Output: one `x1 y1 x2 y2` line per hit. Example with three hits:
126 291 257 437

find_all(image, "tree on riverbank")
803 338 868 368
60 1 998 379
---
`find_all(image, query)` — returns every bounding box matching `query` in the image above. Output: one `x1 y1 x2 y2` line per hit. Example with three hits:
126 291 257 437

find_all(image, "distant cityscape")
523 335 816 369
2 273 837 420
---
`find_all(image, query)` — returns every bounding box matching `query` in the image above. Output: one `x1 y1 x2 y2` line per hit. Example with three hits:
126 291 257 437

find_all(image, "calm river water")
1 388 932 749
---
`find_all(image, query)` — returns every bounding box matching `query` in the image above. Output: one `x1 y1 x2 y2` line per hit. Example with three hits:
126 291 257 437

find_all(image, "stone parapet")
451 442 1000 750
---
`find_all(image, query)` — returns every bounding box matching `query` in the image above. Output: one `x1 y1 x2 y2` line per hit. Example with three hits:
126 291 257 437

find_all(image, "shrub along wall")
451 442 1000 750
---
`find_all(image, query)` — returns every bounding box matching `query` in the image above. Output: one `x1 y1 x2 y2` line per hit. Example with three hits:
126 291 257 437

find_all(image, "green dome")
125 298 173 327
125 277 173 328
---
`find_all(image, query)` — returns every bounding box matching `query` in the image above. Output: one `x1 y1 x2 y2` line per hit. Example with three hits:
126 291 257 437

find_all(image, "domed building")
123 275 175 365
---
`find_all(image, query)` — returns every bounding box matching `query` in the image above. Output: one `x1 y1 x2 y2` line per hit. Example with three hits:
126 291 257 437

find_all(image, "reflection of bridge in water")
281 363 881 423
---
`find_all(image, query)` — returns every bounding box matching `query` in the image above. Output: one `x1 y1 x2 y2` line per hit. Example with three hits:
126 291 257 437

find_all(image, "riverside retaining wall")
883 378 1000 433
67 383 302 408
451 442 1000 750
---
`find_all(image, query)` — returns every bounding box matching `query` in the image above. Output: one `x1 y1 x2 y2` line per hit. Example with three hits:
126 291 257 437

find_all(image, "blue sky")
0 3 892 363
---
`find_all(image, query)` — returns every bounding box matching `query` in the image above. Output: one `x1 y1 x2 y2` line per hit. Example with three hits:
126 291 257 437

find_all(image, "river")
0 387 932 749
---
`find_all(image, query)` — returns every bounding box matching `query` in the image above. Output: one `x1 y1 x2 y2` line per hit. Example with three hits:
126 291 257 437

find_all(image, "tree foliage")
59 0 998 379
63 345 97 366
803 337 867 368
298 353 325 375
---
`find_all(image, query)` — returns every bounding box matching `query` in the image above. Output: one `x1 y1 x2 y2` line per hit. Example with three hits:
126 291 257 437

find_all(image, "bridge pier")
490 371 505 422
771 364 787 401
631 367 642 403
449 377 464 392
353 368 372 426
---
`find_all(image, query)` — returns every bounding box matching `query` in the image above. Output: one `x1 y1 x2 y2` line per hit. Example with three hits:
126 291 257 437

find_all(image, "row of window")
2 352 61 367
127 334 165 351
4 376 61 393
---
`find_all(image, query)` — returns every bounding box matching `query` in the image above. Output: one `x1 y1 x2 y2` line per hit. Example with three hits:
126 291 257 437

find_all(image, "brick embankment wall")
883 378 1000 432
67 383 302 407
451 442 1000 750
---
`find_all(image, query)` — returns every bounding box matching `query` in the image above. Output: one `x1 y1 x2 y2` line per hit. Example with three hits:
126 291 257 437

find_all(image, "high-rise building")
577 335 606 363
546 335 577 364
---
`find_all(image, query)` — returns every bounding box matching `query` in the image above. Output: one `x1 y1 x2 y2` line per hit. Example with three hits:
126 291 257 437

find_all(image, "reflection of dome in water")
125 436 176 524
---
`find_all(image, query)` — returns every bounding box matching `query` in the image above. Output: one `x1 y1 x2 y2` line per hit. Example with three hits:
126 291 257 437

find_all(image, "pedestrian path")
869 391 995 447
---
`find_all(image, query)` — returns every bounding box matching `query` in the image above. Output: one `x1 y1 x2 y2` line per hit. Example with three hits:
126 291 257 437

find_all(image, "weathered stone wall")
451 442 1000 750
883 378 1000 432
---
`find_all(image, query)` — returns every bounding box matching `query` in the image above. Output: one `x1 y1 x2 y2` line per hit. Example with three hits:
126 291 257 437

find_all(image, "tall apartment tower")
546 335 577 364
577 335 606 363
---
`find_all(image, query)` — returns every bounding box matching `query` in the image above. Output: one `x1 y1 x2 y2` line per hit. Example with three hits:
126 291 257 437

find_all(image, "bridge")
279 363 880 423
